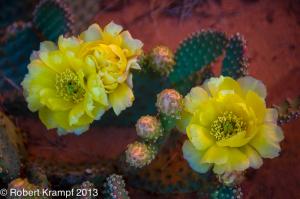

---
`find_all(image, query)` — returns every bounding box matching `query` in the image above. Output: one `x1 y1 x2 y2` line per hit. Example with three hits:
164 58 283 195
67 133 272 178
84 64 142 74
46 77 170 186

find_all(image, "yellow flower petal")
39 51 69 73
87 74 108 106
108 83 134 115
187 124 214 150
121 31 143 55
240 145 263 169
201 145 228 164
204 76 241 97
39 107 56 129
40 41 57 53
182 141 211 173
80 23 102 42
226 148 249 172
196 100 218 127
245 91 266 123
184 87 209 113
176 110 192 133
265 108 278 123
216 131 249 147
58 36 81 53
39 88 73 111
250 124 283 158
238 76 267 99
104 21 123 36
69 101 85 126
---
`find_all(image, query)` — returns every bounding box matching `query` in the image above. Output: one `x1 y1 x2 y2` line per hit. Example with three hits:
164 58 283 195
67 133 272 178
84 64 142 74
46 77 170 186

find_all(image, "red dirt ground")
20 0 300 198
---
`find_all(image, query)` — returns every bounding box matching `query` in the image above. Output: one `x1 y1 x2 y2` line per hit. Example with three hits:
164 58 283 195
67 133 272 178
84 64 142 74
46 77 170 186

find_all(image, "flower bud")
156 89 183 117
125 141 156 168
103 174 129 199
136 116 162 141
148 46 175 76
217 171 245 186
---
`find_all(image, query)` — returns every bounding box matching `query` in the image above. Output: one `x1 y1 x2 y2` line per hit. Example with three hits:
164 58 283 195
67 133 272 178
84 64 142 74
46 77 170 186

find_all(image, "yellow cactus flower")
22 36 109 135
181 76 284 174
79 21 143 115
22 22 143 135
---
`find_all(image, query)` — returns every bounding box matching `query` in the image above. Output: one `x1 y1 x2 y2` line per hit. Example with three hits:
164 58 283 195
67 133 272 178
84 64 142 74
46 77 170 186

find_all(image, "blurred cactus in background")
0 0 74 91
0 111 26 183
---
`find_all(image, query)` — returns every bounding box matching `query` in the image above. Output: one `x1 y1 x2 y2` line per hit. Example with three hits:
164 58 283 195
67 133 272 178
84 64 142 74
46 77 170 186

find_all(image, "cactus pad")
0 24 39 90
222 33 248 79
169 30 228 93
33 0 74 41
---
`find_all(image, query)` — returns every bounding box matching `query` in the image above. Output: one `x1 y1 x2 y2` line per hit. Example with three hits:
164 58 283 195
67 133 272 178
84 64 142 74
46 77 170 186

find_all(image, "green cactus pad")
127 132 214 193
169 30 228 93
209 185 243 199
222 33 248 79
273 96 300 125
0 24 39 90
33 0 74 41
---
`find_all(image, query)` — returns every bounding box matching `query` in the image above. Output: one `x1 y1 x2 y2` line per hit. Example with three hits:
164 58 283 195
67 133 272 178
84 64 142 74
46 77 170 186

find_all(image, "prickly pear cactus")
33 0 74 41
221 33 247 78
208 185 243 199
0 111 26 183
0 23 39 90
103 174 130 199
169 30 228 93
273 95 300 125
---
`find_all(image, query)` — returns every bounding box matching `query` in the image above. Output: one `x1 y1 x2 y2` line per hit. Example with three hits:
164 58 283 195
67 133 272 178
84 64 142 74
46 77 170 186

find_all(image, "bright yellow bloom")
79 22 143 115
180 76 284 174
22 21 143 134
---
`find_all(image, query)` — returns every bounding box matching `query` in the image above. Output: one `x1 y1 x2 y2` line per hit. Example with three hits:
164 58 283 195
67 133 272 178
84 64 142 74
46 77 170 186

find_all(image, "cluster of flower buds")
156 89 183 118
136 115 163 141
125 141 156 168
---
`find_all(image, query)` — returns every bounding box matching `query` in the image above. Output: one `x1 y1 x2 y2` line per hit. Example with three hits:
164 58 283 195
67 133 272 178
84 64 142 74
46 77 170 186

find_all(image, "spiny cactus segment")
274 95 300 125
169 30 228 93
33 0 74 41
222 33 248 79
209 185 243 199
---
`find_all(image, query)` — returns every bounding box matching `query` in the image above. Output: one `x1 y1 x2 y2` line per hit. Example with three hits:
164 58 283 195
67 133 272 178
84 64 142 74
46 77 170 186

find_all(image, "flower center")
210 111 246 141
56 69 86 103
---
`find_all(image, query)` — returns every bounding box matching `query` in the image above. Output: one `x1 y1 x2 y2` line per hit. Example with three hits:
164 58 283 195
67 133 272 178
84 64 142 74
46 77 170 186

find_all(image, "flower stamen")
210 111 246 141
56 69 86 103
